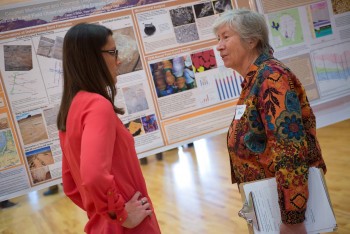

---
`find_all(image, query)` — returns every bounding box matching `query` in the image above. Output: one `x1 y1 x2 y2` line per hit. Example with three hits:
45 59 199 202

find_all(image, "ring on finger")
141 199 146 205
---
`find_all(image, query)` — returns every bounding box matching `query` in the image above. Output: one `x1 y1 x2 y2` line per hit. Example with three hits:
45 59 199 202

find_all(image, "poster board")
0 0 349 200
0 0 242 200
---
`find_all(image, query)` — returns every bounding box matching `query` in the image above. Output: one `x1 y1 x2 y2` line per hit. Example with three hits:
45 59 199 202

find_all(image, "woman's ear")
248 38 258 49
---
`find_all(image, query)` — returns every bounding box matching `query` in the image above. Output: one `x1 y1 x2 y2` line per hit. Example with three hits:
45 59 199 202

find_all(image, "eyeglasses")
101 49 118 59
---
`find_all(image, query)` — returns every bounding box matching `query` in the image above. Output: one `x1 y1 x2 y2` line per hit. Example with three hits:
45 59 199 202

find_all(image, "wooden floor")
0 119 349 234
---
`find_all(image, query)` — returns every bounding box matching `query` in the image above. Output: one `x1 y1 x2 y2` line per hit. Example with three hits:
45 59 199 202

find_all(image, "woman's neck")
241 51 259 77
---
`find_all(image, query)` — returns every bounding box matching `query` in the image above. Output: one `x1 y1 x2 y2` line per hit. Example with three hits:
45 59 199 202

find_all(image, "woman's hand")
122 191 152 228
280 222 306 234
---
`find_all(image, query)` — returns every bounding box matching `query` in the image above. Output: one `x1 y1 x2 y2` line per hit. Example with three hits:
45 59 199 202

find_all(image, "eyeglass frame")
101 49 118 59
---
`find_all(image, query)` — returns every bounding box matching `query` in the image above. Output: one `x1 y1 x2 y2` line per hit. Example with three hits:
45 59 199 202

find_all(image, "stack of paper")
240 167 337 234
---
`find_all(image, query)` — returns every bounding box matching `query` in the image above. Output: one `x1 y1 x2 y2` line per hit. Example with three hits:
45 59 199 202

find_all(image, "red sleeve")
62 151 85 210
80 97 128 224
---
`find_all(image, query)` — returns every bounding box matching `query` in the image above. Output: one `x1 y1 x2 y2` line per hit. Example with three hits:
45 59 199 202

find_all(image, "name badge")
235 105 246 119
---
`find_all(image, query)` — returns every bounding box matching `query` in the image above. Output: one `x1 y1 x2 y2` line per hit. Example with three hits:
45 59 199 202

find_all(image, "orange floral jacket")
227 51 326 224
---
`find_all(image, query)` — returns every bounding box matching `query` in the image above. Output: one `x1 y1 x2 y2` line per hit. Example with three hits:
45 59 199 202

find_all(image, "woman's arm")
80 97 128 224
62 151 85 210
258 65 309 225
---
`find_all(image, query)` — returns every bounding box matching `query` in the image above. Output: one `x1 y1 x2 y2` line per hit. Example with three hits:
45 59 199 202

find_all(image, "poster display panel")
0 0 349 200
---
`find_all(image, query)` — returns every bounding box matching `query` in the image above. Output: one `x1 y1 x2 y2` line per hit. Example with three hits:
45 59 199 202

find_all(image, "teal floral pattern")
244 131 266 153
249 110 264 131
278 113 304 141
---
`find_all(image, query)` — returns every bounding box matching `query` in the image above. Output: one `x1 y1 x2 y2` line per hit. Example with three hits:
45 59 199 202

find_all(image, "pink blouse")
60 91 160 233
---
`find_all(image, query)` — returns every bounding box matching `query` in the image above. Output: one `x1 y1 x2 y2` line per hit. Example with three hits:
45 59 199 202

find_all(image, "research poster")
0 0 349 200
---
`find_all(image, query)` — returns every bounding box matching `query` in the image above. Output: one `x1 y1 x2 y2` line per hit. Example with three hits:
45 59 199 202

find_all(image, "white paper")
242 168 337 234
235 105 246 119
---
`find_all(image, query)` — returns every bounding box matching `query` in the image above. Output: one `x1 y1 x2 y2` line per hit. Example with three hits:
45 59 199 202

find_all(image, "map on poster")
0 129 20 170
267 8 304 48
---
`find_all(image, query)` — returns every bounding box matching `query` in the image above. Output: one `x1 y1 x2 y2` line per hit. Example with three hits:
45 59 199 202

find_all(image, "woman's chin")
224 62 235 70
222 60 230 68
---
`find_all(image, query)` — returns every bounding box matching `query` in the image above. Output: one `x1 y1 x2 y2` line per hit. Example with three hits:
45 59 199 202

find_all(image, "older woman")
213 9 326 234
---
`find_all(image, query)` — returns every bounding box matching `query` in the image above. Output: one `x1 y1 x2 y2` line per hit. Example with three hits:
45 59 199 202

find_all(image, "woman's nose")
116 58 122 65
216 40 224 51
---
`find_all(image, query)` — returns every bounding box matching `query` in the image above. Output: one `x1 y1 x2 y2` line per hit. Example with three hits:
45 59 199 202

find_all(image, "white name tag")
235 105 246 119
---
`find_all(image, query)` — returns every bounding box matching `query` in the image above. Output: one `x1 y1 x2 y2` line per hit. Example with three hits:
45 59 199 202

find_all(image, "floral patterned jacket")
227 50 326 224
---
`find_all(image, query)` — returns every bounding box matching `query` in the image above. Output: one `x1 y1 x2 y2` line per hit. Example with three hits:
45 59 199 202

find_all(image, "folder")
238 167 337 234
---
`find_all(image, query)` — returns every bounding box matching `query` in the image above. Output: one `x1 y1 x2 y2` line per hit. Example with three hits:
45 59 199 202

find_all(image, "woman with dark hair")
57 23 161 234
213 9 326 234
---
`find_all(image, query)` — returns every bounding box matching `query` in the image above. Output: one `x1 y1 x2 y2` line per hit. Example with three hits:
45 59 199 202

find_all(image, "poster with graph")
311 42 350 98
308 1 333 39
194 68 242 106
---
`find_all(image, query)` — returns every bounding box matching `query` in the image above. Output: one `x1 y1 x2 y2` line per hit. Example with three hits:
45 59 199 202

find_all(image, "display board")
252 0 350 127
0 0 349 201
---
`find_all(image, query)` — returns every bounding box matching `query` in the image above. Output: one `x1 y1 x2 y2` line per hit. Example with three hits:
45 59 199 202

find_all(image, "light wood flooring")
0 119 349 234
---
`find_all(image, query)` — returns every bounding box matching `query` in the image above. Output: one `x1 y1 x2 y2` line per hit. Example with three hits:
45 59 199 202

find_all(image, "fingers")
131 191 142 201
138 197 152 215
122 208 153 229
140 197 149 206
141 202 153 216
141 201 153 216
126 193 151 212
144 208 153 216
122 195 153 229
131 191 149 206
141 201 150 209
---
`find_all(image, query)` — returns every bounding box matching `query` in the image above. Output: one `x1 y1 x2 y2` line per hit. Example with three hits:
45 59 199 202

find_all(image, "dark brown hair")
57 23 124 131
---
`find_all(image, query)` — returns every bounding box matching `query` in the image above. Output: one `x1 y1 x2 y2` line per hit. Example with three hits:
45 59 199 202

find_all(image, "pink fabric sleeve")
80 98 128 224
62 153 85 210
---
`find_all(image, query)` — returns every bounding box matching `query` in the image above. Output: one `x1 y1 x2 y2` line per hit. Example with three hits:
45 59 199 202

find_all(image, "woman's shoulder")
267 58 291 73
66 91 117 131
75 91 109 102
257 58 293 80
73 91 113 110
